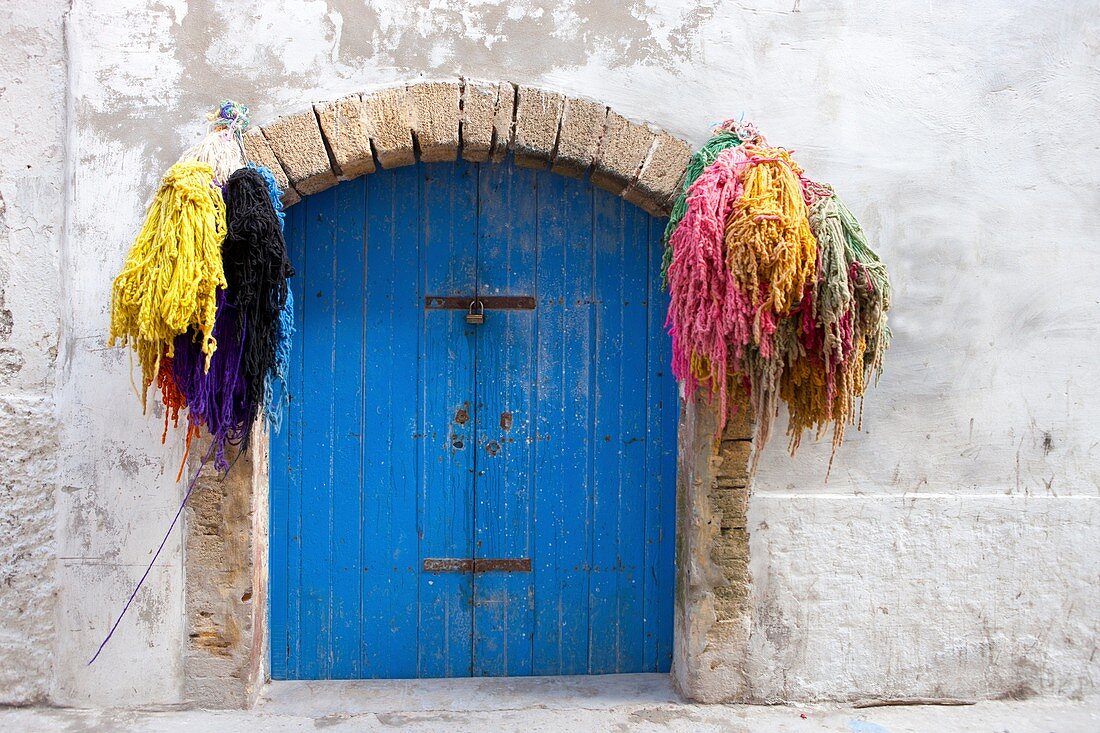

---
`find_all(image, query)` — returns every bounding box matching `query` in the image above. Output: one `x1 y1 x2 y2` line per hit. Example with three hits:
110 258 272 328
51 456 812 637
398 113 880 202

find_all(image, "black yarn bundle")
221 167 295 444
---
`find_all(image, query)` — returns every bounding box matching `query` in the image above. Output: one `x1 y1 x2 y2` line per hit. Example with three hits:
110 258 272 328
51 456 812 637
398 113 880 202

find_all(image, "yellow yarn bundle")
108 160 227 405
725 145 817 318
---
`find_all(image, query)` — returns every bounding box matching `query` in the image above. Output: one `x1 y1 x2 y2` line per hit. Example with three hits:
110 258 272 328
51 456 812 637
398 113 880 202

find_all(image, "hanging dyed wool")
172 292 249 471
108 160 227 406
178 100 250 186
247 162 296 432
665 120 892 471
659 128 744 285
220 166 295 433
665 145 752 423
169 166 293 467
782 188 891 459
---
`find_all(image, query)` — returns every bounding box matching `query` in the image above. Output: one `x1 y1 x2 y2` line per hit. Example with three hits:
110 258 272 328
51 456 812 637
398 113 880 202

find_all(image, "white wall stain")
0 0 1096 708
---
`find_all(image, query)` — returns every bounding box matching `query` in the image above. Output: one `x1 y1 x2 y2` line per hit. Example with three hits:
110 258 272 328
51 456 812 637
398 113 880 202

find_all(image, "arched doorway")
269 157 679 679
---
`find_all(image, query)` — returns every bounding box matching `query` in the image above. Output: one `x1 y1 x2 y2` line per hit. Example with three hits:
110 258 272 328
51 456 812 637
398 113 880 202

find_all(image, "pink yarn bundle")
665 146 752 422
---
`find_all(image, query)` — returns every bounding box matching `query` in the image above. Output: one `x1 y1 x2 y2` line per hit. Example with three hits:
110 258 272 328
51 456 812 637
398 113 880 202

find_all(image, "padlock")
466 300 485 325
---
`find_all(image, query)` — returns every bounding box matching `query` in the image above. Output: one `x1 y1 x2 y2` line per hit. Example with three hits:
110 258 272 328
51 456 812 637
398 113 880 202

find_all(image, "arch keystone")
408 81 462 163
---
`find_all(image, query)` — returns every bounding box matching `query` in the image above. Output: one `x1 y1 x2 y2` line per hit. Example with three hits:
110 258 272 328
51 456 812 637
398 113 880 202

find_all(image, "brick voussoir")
591 112 656 196
624 131 693 216
513 85 564 170
551 97 608 179
261 109 338 196
241 128 300 207
408 81 461 163
362 85 417 169
314 94 376 180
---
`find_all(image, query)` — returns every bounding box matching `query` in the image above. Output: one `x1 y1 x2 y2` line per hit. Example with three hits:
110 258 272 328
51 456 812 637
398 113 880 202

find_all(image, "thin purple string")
87 442 216 666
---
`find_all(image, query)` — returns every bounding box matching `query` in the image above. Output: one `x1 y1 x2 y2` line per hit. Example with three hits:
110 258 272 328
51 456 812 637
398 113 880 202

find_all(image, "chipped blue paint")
270 158 676 679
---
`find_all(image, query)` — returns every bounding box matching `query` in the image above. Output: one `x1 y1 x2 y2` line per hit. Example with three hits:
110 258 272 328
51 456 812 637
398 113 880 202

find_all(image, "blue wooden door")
270 158 677 679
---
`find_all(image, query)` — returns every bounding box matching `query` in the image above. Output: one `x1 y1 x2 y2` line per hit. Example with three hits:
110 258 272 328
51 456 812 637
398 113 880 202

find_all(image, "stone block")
513 85 564 170
551 97 607 179
362 86 416 169
624 131 692 216
491 82 516 163
314 95 375 180
241 129 299 207
591 112 655 195
719 438 753 478
408 81 461 163
461 80 499 163
260 110 338 196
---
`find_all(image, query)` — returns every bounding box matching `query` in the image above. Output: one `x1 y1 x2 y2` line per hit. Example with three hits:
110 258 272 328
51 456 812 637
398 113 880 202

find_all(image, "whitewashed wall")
1 0 1096 706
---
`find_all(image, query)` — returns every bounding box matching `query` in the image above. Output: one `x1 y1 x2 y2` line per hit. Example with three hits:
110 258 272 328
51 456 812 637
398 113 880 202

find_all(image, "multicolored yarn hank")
664 120 891 471
109 102 295 468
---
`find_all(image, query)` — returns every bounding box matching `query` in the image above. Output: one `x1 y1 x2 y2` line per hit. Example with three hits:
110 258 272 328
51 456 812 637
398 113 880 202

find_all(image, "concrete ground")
2 674 1097 732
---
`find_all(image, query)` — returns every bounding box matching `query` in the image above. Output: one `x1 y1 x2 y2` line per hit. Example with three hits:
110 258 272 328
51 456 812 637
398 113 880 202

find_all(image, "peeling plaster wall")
0 0 67 706
29 0 1100 707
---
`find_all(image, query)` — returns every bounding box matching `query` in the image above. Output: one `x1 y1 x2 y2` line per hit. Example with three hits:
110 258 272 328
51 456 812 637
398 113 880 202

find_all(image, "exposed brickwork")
241 129 300 207
624 131 693 216
261 110 338 196
513 85 564 170
314 94 376 180
408 81 461 163
710 431 751 615
184 435 268 709
551 97 608 179
591 112 656 196
674 398 754 703
362 86 416 169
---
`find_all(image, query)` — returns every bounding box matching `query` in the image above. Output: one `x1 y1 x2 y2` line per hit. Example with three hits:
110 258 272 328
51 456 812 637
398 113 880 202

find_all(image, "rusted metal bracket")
425 296 536 310
422 558 532 573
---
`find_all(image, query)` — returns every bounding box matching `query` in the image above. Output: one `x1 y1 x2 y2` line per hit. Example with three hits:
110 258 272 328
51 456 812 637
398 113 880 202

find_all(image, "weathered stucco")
0 0 66 706
0 0 1094 710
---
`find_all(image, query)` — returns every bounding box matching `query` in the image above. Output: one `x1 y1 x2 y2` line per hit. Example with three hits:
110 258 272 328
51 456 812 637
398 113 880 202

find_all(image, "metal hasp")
425 295 537 310
422 558 533 573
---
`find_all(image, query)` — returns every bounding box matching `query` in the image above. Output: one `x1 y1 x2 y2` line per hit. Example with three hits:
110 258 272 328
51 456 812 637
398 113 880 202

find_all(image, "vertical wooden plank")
530 171 594 675
298 186 339 678
269 197 307 679
644 215 678 673
588 190 648 673
473 161 538 677
359 165 422 678
327 177 367 678
418 160 478 677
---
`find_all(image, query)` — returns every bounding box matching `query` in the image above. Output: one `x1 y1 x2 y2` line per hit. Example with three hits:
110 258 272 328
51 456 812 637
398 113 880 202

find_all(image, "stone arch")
184 81 754 708
241 81 693 217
